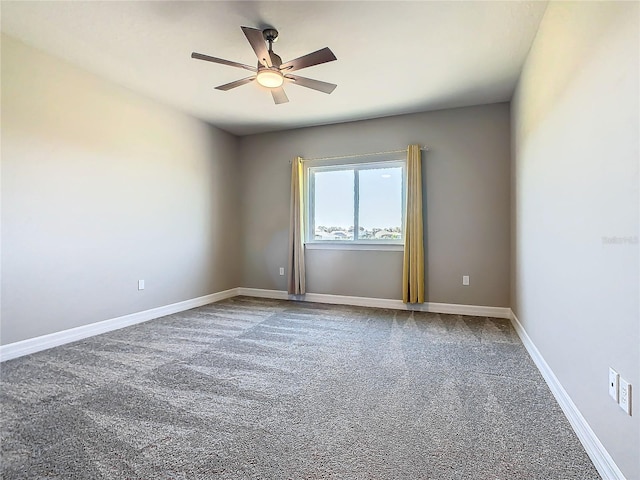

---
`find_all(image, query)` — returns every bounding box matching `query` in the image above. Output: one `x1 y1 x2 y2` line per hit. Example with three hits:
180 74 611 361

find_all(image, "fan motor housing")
270 51 282 67
258 51 282 70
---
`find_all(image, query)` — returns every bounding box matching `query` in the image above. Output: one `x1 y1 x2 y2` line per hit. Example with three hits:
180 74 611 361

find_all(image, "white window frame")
304 154 406 250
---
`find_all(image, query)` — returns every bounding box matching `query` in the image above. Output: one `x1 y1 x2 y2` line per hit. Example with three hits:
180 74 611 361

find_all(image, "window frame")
304 155 406 248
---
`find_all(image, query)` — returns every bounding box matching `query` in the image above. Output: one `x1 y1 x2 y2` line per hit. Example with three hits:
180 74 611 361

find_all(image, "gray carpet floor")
1 296 599 479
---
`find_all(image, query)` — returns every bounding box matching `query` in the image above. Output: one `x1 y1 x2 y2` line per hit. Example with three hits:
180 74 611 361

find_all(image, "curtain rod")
299 146 429 163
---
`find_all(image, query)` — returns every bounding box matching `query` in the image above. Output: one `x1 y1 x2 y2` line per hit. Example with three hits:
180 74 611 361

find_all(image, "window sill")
305 242 404 252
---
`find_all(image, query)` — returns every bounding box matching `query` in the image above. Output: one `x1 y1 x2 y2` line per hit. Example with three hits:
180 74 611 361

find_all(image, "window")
306 159 405 244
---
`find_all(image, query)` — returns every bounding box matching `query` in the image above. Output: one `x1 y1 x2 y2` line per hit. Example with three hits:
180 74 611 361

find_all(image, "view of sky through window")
314 169 355 239
359 167 402 231
312 165 403 241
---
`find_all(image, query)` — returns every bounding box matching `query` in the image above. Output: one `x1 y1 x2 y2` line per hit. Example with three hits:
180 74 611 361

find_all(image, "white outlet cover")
463 275 470 286
609 368 619 402
619 378 632 415
279 267 285 276
138 279 145 291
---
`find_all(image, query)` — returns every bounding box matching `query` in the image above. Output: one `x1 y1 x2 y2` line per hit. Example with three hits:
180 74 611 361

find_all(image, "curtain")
287 156 306 295
403 144 425 303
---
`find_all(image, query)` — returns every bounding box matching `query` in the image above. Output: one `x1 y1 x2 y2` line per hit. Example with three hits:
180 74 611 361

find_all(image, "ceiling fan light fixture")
256 69 284 88
191 26 337 104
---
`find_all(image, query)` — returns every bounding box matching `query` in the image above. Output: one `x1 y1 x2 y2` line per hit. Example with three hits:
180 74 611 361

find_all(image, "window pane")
313 169 354 240
358 167 403 240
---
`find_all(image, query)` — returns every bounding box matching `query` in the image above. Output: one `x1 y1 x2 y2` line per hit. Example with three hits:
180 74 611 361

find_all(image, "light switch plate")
619 378 632 415
609 368 619 402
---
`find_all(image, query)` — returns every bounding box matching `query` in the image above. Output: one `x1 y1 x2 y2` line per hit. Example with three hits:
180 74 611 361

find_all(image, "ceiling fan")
191 26 337 104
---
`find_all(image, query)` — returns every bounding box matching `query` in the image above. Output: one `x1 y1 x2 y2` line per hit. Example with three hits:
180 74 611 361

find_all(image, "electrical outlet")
609 368 619 402
279 267 285 276
138 279 145 291
462 275 470 286
619 378 632 415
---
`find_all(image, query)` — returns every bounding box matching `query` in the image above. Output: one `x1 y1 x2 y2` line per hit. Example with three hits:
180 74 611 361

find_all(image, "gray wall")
511 2 639 478
239 104 511 306
1 35 241 345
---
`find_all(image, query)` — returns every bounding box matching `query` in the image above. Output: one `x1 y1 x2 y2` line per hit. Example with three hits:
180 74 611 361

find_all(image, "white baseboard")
0 288 239 362
236 287 289 300
236 288 511 319
509 310 624 480
0 286 509 362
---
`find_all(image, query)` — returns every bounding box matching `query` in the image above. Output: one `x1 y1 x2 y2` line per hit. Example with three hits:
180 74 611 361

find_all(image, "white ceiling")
1 1 548 136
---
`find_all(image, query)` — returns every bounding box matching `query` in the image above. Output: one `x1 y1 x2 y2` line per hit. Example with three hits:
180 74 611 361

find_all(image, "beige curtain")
287 156 306 295
403 144 425 303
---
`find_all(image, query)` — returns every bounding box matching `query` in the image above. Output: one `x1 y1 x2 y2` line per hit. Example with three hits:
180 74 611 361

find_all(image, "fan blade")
271 87 289 104
280 47 336 72
215 76 255 91
285 74 337 94
191 52 256 72
241 26 272 67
